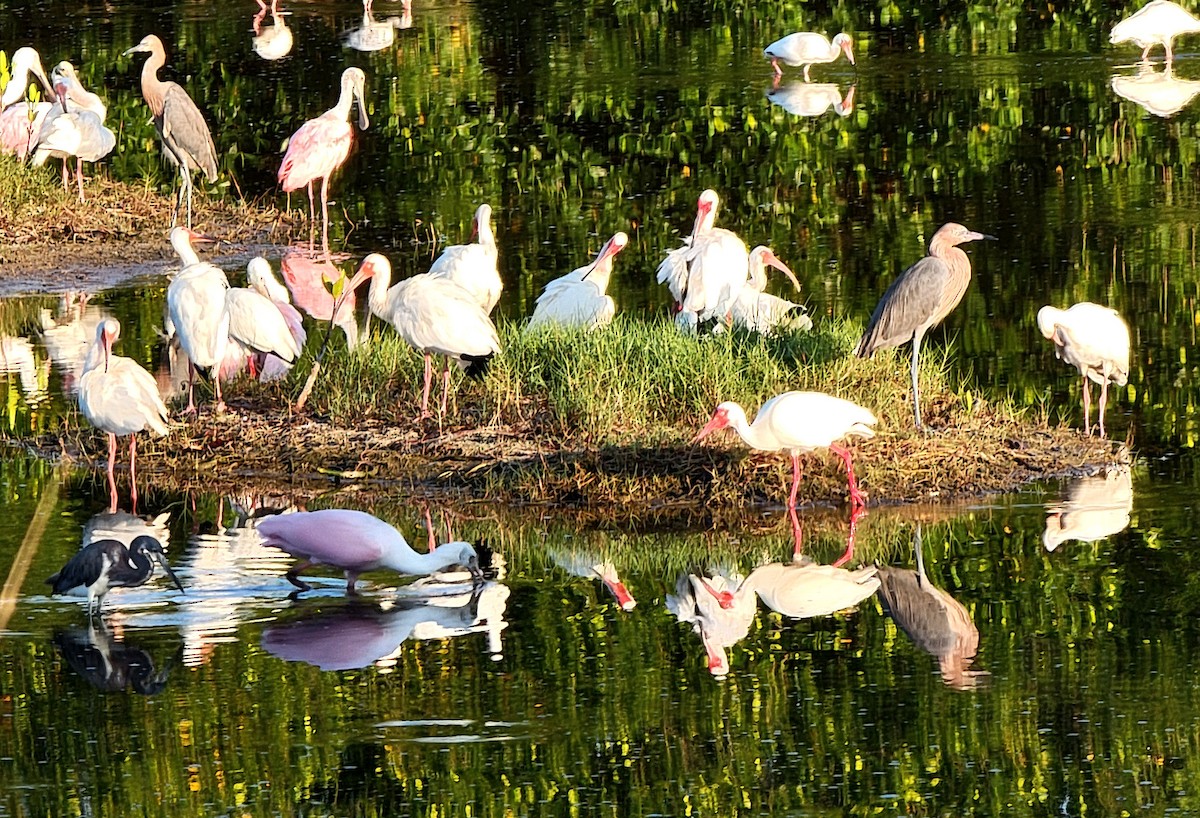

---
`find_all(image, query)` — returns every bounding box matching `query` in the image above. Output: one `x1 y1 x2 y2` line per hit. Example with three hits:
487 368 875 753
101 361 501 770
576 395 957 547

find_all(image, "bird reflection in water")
548 547 636 611
876 525 989 690
765 82 855 118
261 582 510 671
0 336 50 406
83 507 172 548
252 0 293 61
38 291 109 397
281 251 370 347
1043 467 1134 553
666 568 754 678
53 623 176 694
1111 62 1200 118
345 0 413 53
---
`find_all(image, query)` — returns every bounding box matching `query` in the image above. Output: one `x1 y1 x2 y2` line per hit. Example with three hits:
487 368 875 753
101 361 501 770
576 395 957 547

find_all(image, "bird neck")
476 214 496 252
366 263 394 319
725 407 770 450
110 546 154 586
332 77 358 123
171 235 202 268
139 53 168 118
380 544 464 576
745 255 767 292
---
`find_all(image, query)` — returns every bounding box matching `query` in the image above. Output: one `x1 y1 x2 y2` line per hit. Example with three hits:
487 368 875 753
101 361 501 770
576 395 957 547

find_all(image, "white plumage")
167 226 231 412
763 32 856 81
728 245 811 335
527 231 628 331
246 257 307 380
31 62 115 202
1110 0 1200 64
226 263 303 372
428 203 502 313
1037 302 1131 438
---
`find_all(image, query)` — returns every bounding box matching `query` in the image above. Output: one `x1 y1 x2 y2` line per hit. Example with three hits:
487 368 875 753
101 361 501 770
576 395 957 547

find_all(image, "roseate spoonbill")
428 203 502 313
278 67 369 257
527 231 628 331
666 570 755 677
692 391 876 509
166 226 231 413
1112 62 1200 116
247 257 307 379
124 35 219 228
763 32 855 82
855 222 995 430
1043 467 1133 552
728 245 811 336
346 0 413 52
252 0 294 61
226 263 304 378
1110 0 1200 64
765 82 855 117
78 319 170 512
282 252 365 346
0 47 56 159
31 62 116 202
358 253 501 418
876 526 989 690
46 535 184 618
256 508 483 594
1037 302 1130 438
54 625 173 694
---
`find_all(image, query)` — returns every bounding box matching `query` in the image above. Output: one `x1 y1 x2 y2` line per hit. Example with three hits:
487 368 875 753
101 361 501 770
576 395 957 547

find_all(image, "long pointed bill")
969 232 998 242
691 413 728 445
702 636 729 677
690 199 713 238
698 577 735 610
582 234 627 280
843 40 856 66
153 553 186 593
603 579 637 611
764 250 800 291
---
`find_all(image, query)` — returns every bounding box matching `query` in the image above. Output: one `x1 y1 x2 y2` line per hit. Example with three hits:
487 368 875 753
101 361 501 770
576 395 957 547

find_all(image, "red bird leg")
788 453 802 509
440 360 452 416
129 435 139 513
1099 377 1109 439
1081 374 1092 436
833 504 867 568
424 505 436 552
419 352 434 419
789 504 804 558
830 444 867 509
106 432 118 513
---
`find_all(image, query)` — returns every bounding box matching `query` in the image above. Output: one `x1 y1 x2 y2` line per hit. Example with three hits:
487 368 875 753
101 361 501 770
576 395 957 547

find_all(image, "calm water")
4 0 1200 815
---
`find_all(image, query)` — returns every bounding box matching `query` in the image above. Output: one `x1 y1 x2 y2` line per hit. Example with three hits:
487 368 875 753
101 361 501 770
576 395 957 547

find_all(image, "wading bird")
728 245 811 336
256 508 483 594
358 253 500 419
32 62 116 202
281 251 365 346
46 535 184 617
278 67 369 257
428 203 502 313
763 32 855 82
124 34 219 228
1110 0 1200 65
225 261 304 379
527 231 628 331
1036 302 1130 438
246 257 307 379
78 319 170 512
0 47 56 159
692 391 877 509
167 226 230 413
855 222 995 430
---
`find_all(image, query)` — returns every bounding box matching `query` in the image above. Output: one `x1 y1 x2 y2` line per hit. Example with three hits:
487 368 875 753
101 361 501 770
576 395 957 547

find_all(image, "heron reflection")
53 624 175 694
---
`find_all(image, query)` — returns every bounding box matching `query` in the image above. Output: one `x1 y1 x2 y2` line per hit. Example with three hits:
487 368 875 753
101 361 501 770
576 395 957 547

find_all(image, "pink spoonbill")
692 391 877 509
526 231 628 331
78 318 170 512
763 32 856 82
0 47 56 159
256 508 483 594
167 226 231 413
1036 302 1130 438
1110 0 1200 64
282 251 364 346
428 203 502 313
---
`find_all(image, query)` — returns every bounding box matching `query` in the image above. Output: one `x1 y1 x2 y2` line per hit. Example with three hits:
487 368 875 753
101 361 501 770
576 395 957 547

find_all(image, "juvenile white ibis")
527 231 628 331
246 257 307 380
225 261 304 380
763 32 856 82
46 535 184 617
0 47 56 159
278 67 369 257
1110 0 1200 64
728 245 811 336
166 226 231 413
855 222 995 430
428 203 502 313
358 253 501 419
256 508 483 594
692 391 877 509
31 62 116 203
78 318 170 512
124 35 219 228
1037 302 1131 438
252 0 294 61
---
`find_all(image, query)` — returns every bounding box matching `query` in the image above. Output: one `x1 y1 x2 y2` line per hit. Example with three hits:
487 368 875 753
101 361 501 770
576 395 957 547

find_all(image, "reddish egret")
728 245 810 336
0 47 55 158
855 222 995 431
256 508 483 594
692 391 877 509
1036 302 1130 438
167 226 230 413
358 253 501 419
78 319 170 512
47 535 184 617
428 203 502 313
1110 0 1200 64
527 231 628 331
763 32 855 82
32 62 115 202
124 35 219 228
278 67 369 258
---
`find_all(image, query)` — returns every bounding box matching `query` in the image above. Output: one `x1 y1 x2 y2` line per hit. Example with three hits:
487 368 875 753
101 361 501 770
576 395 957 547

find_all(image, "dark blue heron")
46 535 184 617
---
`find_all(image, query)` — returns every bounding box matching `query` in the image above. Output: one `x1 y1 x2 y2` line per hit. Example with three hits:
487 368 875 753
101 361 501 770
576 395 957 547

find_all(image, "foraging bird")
765 81 855 117
1043 467 1134 552
124 34 219 228
32 62 116 203
763 32 856 82
225 261 304 379
0 47 56 159
278 67 369 258
256 508 484 594
1110 0 1200 64
728 245 811 336
428 203 502 313
1036 302 1130 438
166 226 231 413
78 319 170 513
693 391 876 509
855 222 995 431
358 253 501 419
252 0 294 61
527 231 628 331
246 257 307 380
1111 62 1200 117
46 535 185 617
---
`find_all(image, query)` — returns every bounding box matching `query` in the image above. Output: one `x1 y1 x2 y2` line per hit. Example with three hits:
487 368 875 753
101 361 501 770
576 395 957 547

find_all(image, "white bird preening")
428 203 502 313
78 318 170 512
167 226 231 414
357 253 501 418
1110 0 1200 65
692 391 877 509
32 62 116 203
0 46 56 159
1037 302 1131 438
763 32 856 83
527 231 628 331
728 245 811 336
246 257 307 380
225 259 304 380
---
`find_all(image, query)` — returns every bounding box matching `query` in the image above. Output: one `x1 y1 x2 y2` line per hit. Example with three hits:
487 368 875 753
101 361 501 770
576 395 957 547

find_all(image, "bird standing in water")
47 535 184 617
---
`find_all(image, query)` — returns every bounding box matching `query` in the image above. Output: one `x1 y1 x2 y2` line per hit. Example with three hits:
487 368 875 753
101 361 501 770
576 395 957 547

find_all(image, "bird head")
691 402 736 444
123 35 164 58
752 246 801 291
130 535 185 593
442 541 484 581
698 576 736 610
1035 305 1064 340
96 318 121 372
691 189 720 237
931 222 997 249
833 32 856 65
583 232 629 280
348 253 389 289
342 67 369 130
3 48 54 107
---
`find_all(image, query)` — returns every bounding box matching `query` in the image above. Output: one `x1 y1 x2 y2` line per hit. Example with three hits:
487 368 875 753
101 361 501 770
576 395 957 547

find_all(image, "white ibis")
1110 0 1200 64
357 253 501 419
527 231 628 331
225 260 304 380
428 203 502 313
0 47 55 159
1036 302 1131 438
765 82 856 117
278 67 369 257
665 570 756 677
346 0 414 51
166 226 231 413
763 32 856 82
256 508 483 594
31 61 116 202
246 257 307 380
728 245 811 336
78 318 170 512
692 391 877 509
46 535 184 617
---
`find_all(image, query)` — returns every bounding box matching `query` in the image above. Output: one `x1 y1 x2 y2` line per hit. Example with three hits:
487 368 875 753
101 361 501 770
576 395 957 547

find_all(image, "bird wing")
257 510 396 566
752 563 880 618
683 230 749 318
159 83 219 180
656 243 691 305
391 277 501 361
855 256 953 356
226 288 302 361
168 268 231 367
528 278 607 330
278 114 353 191
427 244 502 311
730 291 810 335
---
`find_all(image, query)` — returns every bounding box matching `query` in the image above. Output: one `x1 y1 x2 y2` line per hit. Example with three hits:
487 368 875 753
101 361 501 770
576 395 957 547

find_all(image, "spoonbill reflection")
763 32 855 82
1112 62 1200 117
1043 467 1134 552
252 0 293 61
1110 0 1200 65
765 82 855 117
346 0 413 52
282 251 366 347
1037 302 1130 438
